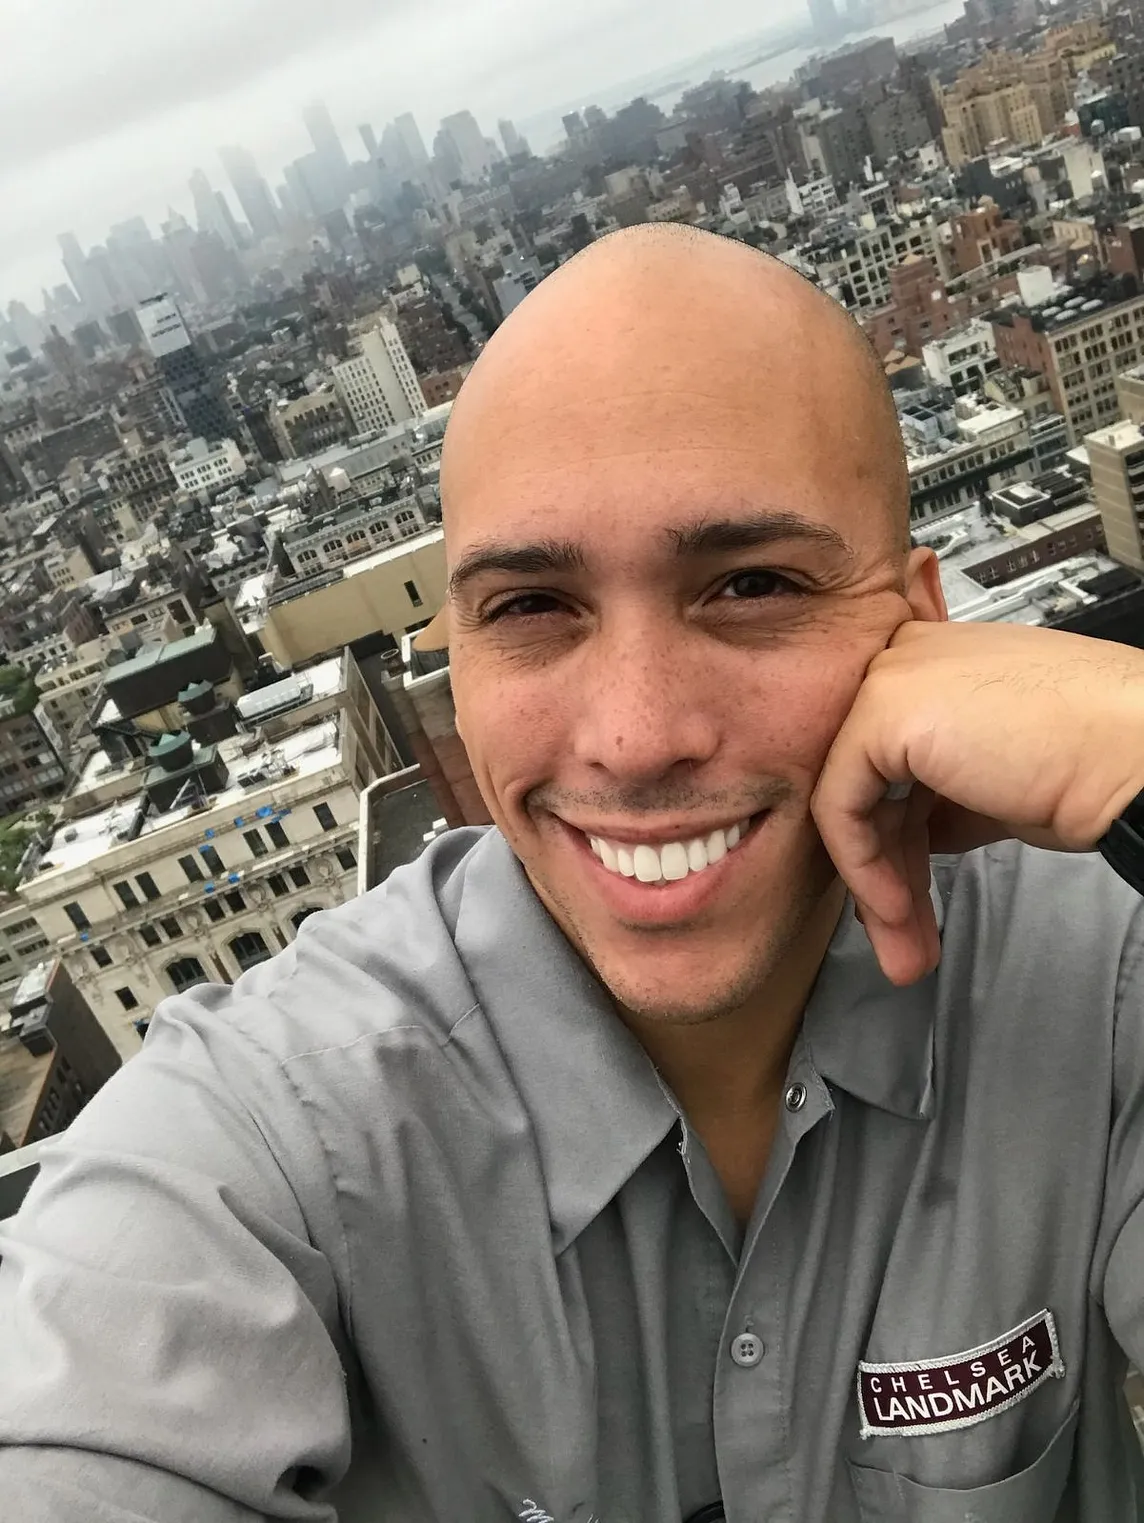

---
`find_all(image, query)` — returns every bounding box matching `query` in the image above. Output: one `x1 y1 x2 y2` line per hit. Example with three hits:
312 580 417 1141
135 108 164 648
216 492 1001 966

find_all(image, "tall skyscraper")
189 169 238 250
137 294 239 444
58 232 117 317
808 0 840 37
304 100 351 190
394 113 429 172
499 119 530 158
332 319 426 434
218 145 280 244
439 111 493 183
360 124 380 160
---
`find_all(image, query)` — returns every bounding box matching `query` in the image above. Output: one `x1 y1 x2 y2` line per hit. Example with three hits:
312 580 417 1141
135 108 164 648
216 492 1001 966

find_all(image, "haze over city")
0 0 962 303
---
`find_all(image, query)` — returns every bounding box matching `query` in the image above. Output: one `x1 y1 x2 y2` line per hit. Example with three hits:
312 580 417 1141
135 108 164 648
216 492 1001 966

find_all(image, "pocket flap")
847 1400 1079 1523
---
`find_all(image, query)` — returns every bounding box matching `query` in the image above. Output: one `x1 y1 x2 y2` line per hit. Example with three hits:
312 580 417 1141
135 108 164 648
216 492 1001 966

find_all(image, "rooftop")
101 623 216 684
30 713 343 881
1085 419 1144 452
29 652 346 882
990 273 1143 334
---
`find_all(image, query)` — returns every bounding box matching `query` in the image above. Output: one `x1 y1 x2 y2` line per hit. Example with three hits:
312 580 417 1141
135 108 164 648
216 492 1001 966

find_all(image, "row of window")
114 910 330 1010
86 850 357 972
63 806 344 933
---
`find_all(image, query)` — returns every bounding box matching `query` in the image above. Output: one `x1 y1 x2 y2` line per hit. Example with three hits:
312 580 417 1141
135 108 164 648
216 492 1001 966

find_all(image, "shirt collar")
450 832 941 1251
451 830 678 1254
800 879 945 1123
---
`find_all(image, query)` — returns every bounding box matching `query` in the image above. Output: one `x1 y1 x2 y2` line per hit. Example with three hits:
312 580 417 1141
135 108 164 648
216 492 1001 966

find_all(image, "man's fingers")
812 746 915 928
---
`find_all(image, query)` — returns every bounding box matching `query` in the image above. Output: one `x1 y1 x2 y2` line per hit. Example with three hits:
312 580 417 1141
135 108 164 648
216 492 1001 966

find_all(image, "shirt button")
785 1081 807 1112
730 1332 765 1367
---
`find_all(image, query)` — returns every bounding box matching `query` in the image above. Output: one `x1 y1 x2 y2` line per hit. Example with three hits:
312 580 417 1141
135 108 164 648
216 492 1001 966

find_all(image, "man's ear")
903 545 947 623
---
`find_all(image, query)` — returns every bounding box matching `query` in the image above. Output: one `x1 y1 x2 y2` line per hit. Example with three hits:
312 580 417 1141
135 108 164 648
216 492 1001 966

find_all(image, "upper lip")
554 813 762 846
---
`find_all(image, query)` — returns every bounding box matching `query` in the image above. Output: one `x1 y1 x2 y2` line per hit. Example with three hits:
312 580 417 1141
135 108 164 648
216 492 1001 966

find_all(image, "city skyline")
0 0 834 307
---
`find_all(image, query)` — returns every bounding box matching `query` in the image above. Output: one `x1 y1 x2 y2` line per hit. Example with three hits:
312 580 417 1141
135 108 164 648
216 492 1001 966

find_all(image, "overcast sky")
0 0 817 306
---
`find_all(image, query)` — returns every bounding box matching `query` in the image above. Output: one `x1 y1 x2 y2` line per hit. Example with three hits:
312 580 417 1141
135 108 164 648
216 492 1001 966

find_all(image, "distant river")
521 0 970 152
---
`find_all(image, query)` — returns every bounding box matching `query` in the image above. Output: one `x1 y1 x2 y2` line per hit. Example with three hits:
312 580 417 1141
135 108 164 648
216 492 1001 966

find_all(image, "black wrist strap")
1099 790 1144 895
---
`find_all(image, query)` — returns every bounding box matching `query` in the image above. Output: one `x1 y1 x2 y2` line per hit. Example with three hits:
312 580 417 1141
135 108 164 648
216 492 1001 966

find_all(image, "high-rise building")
990 273 1144 442
303 100 351 196
332 319 427 434
808 0 840 38
189 169 238 250
439 111 492 183
394 112 430 171
136 294 239 444
499 119 530 158
57 232 117 318
218 145 280 244
360 124 379 160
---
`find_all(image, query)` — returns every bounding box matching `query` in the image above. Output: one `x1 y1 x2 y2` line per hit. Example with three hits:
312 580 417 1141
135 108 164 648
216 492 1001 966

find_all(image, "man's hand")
810 621 1144 987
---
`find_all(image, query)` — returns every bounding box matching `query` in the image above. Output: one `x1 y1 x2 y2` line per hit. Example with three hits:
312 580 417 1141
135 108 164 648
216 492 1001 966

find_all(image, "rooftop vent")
148 731 194 773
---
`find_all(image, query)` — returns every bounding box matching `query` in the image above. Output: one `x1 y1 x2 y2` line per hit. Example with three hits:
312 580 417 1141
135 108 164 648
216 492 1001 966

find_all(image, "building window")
291 907 320 933
179 854 203 883
113 881 139 909
225 890 245 914
115 986 139 1011
199 844 225 874
167 956 207 994
267 873 288 897
267 820 289 849
63 902 89 932
289 865 310 888
244 829 268 858
404 579 423 608
136 871 161 901
139 924 161 948
90 945 112 969
313 802 337 832
160 915 181 940
204 899 225 923
336 846 357 871
229 931 271 975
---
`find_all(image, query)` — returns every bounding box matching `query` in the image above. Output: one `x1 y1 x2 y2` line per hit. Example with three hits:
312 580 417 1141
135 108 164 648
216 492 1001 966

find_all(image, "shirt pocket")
846 1399 1079 1523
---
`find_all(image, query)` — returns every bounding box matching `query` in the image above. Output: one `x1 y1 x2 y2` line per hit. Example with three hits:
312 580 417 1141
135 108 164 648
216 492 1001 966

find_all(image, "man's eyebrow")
448 538 587 598
664 511 855 560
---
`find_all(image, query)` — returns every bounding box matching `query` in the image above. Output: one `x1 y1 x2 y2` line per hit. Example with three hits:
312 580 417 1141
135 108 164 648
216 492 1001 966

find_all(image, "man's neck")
621 881 848 1128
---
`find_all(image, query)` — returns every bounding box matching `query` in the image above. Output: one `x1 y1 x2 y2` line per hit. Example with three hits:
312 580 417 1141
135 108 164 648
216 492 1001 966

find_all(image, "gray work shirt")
3 827 1144 1522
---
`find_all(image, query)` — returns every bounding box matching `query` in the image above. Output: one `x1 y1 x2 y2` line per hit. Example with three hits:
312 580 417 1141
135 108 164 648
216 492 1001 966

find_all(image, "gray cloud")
0 0 830 302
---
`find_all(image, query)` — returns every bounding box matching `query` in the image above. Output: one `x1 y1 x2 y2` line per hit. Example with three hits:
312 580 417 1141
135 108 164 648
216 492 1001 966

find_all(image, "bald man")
6 226 1144 1521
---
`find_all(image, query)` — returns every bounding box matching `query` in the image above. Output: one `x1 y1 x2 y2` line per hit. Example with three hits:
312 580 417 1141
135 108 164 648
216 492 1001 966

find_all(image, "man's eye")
716 569 802 600
485 591 566 622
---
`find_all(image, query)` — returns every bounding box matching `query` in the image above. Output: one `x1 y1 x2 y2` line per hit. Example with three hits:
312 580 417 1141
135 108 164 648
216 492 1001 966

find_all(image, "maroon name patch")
857 1309 1064 1439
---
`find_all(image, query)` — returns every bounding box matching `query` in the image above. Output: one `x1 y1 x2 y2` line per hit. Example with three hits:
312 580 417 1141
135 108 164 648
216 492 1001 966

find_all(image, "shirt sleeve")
0 982 353 1522
1097 924 1144 1368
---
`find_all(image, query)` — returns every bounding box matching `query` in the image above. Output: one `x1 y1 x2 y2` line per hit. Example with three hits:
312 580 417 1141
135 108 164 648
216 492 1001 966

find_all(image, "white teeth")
588 818 754 884
633 844 663 883
661 842 690 881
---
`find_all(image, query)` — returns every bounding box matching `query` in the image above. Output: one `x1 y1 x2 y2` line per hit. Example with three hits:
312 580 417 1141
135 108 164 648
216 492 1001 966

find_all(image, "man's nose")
570 621 720 782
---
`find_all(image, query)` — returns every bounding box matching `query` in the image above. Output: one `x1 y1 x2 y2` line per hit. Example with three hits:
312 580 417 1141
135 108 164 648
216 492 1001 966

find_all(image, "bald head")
442 224 910 554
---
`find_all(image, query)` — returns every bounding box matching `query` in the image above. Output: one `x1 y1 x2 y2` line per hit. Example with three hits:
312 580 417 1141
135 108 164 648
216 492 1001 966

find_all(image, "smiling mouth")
581 814 763 885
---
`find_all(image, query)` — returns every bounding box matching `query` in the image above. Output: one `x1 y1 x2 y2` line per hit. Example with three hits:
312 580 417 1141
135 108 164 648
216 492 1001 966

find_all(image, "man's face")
445 251 935 1024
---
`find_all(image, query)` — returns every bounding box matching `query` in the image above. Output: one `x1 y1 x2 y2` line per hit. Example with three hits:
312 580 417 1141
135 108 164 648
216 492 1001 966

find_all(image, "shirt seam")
221 1007 361 1351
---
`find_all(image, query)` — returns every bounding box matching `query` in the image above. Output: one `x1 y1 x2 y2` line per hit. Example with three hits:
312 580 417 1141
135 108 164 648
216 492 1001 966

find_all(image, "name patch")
857 1308 1064 1439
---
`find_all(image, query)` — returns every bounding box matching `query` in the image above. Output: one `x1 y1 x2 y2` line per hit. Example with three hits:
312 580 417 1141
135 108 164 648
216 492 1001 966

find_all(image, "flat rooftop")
31 714 343 881
1086 419 1144 452
0 1033 49 1148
